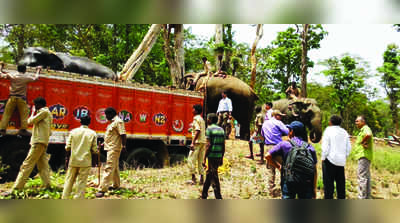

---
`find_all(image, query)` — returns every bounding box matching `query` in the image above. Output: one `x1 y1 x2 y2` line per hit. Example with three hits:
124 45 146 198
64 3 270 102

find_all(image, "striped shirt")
206 124 225 158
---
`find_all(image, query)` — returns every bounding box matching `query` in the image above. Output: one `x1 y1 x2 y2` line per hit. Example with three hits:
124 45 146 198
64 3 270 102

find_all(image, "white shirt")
264 109 273 121
217 97 233 113
321 125 351 166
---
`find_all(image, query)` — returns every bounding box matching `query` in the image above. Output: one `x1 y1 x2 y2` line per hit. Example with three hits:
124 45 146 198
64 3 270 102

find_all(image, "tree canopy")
0 24 397 137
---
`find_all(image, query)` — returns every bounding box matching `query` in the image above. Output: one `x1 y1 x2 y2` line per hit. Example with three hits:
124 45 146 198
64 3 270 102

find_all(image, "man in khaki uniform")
0 64 41 137
62 116 98 199
96 107 126 198
12 97 52 191
188 104 206 185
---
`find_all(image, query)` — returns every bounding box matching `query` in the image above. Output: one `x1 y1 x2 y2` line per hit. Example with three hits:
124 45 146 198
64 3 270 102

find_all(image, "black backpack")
283 139 315 184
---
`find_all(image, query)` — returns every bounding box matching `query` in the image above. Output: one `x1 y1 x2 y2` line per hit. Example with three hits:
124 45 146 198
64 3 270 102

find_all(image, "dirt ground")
0 136 399 199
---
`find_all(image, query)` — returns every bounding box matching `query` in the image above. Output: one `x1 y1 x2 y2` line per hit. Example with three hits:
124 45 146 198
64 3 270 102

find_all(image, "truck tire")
125 147 158 169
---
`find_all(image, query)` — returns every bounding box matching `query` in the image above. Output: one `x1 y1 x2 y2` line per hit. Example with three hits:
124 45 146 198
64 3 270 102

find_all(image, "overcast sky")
185 24 400 99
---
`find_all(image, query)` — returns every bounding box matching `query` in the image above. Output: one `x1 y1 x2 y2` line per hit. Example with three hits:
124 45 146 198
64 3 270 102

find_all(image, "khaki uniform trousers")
13 143 51 190
62 166 91 199
0 96 29 130
188 143 206 175
99 150 121 192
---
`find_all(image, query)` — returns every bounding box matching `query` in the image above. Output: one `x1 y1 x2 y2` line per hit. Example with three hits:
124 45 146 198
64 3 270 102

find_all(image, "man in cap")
261 110 289 195
266 121 318 199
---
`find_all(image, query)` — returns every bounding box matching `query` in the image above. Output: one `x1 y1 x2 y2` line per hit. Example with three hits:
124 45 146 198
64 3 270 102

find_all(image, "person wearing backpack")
265 121 318 199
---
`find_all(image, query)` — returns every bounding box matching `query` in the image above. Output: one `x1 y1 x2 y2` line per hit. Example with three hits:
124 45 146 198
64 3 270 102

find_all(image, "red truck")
0 64 203 181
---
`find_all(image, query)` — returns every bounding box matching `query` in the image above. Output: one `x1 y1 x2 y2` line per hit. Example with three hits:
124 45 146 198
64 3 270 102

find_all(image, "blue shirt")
261 117 289 145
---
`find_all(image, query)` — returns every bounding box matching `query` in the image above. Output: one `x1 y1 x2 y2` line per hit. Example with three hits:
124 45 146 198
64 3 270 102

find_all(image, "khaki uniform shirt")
192 114 206 144
66 125 97 167
6 72 38 96
104 116 126 151
28 107 52 145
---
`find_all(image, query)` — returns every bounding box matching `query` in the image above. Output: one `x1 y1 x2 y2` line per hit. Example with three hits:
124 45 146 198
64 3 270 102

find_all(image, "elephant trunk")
309 112 322 143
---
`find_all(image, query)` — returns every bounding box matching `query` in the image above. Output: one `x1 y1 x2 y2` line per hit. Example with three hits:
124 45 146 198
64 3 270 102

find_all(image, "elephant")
18 47 117 80
188 75 258 140
272 98 322 143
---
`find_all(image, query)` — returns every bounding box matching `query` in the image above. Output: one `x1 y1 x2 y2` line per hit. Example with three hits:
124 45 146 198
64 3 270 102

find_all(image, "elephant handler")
0 64 42 137
1 97 52 196
285 81 301 100
216 91 233 139
62 115 98 199
95 107 126 198
188 104 206 185
261 110 289 196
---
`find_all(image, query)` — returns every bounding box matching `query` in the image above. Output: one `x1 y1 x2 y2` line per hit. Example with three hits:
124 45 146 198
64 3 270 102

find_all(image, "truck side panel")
0 72 204 143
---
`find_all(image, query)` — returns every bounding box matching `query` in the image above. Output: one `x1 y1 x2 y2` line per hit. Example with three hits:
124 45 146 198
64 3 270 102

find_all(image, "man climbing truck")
0 64 203 181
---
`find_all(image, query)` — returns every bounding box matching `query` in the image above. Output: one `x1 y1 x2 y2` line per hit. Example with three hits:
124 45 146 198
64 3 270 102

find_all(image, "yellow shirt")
192 114 206 144
104 116 126 151
66 125 97 167
28 107 52 145
6 72 38 96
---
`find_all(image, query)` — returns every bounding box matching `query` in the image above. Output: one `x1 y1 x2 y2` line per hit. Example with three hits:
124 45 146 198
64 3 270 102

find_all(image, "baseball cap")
286 121 306 135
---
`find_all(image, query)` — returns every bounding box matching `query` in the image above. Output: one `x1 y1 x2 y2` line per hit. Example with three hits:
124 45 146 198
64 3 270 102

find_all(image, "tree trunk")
250 24 263 89
120 24 162 81
301 24 309 98
175 24 185 88
16 24 25 63
215 24 223 70
223 24 233 74
161 24 185 88
389 96 400 135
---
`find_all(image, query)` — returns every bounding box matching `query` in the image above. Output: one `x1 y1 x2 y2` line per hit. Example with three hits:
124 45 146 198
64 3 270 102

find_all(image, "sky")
185 24 400 99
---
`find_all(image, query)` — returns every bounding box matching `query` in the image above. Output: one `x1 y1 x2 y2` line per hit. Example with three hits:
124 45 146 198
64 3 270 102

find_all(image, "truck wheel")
125 147 157 169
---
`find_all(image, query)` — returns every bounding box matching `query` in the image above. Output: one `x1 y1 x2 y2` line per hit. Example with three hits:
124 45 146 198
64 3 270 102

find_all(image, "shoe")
17 129 31 137
245 155 254 160
95 192 105 198
255 153 261 157
108 186 120 190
